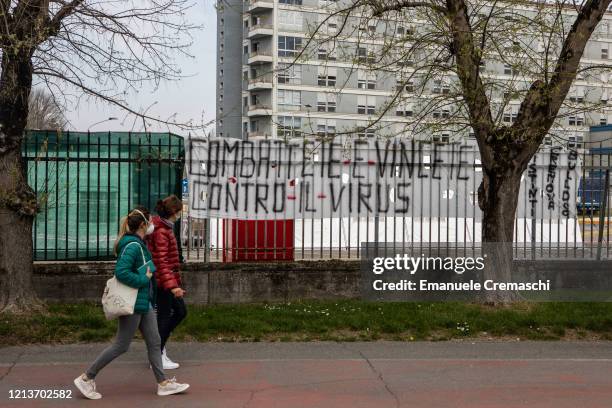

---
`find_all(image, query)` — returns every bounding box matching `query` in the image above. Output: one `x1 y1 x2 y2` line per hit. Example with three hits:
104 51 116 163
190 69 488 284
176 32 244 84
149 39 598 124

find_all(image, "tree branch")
368 0 447 16
445 0 494 163
49 0 84 34
515 0 612 152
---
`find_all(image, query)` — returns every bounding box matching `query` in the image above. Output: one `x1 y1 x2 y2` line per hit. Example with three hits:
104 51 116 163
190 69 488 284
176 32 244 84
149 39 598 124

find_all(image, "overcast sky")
65 1 217 136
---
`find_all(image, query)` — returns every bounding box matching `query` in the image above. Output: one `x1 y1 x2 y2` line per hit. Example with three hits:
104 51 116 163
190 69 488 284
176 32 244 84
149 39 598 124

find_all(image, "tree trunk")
0 151 42 313
0 52 43 313
478 165 524 304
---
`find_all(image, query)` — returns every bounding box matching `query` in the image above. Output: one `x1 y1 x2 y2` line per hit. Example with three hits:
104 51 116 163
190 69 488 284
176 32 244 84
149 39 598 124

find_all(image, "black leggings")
156 288 187 351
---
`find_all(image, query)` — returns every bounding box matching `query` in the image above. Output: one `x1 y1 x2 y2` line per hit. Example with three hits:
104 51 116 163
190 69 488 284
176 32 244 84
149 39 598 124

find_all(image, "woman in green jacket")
74 207 189 399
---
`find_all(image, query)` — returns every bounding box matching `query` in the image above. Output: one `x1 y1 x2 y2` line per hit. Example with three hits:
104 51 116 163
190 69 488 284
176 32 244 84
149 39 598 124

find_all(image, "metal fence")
181 146 611 262
24 130 185 261
23 131 611 263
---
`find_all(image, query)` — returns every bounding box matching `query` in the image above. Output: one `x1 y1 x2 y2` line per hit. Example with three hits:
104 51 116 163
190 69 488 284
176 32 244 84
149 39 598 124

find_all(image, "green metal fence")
23 131 185 261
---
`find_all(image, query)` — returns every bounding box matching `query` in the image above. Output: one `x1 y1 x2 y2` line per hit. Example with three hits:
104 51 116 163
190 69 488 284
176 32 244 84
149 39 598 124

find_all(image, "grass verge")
2 301 612 346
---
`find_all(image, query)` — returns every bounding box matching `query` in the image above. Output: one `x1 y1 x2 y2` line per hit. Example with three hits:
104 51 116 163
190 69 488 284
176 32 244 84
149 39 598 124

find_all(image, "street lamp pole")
88 117 118 131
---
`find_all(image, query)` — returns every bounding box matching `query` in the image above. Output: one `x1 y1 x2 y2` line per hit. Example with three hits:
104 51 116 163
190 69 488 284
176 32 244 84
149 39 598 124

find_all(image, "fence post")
597 169 610 261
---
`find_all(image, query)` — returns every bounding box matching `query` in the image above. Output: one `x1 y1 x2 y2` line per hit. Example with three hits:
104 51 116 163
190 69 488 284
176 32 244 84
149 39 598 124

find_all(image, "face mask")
145 223 155 235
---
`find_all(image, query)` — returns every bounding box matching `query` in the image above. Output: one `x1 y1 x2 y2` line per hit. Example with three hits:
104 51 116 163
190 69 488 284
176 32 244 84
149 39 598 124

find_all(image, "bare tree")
0 0 200 312
291 0 611 302
27 88 67 130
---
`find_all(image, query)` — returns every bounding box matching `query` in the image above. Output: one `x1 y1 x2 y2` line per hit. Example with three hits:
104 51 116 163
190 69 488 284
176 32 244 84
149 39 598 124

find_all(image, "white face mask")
145 223 155 235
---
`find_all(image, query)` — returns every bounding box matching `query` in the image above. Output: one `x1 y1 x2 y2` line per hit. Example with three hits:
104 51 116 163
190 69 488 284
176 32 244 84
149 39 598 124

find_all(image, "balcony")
247 74 273 90
247 104 273 117
247 23 274 39
247 0 273 12
248 50 274 64
247 131 273 140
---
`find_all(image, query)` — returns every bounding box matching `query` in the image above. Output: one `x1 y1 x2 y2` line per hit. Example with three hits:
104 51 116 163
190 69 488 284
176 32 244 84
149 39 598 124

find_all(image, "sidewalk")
2 341 612 407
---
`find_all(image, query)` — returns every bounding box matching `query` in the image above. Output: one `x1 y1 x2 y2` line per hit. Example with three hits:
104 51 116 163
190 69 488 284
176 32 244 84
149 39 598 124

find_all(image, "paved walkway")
1 341 612 407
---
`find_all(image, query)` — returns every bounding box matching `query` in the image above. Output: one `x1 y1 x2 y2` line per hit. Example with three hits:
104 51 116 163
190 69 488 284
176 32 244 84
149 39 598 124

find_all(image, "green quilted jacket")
115 234 156 314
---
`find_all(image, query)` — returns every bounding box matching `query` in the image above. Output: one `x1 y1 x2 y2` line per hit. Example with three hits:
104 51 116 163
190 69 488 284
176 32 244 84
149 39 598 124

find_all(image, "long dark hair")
114 206 150 255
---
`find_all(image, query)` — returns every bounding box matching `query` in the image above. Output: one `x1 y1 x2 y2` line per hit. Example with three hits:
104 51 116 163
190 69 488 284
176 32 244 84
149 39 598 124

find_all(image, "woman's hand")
146 267 153 279
171 287 185 298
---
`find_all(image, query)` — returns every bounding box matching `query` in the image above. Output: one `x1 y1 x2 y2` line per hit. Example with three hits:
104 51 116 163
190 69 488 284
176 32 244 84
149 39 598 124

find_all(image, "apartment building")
216 0 612 147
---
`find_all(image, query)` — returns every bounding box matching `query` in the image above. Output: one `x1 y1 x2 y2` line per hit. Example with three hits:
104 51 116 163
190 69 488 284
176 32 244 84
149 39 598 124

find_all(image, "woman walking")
74 207 189 399
148 195 187 370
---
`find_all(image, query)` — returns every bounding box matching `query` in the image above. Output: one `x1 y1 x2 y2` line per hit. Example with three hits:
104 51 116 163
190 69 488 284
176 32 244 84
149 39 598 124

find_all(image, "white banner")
185 137 581 220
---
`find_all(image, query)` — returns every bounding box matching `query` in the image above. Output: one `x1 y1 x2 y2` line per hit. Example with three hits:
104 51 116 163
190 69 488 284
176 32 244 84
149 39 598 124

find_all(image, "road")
1 341 612 407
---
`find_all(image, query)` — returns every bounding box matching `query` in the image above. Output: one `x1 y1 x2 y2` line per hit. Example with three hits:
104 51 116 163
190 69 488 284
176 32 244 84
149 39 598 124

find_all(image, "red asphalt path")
1 341 612 408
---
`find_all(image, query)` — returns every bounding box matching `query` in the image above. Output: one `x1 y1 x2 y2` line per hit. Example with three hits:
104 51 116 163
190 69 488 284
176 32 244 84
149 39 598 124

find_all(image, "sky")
65 1 217 136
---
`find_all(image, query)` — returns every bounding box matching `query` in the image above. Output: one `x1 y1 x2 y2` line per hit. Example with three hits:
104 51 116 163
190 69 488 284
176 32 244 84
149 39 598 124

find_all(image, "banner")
185 137 581 220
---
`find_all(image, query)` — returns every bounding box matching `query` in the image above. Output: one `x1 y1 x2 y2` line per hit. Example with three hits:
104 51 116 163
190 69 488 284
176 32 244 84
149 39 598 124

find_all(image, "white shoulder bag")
101 242 147 320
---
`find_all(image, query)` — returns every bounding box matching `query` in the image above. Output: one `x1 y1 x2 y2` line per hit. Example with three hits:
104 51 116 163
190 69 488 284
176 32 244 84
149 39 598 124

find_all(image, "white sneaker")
157 377 190 396
162 349 179 370
74 374 102 400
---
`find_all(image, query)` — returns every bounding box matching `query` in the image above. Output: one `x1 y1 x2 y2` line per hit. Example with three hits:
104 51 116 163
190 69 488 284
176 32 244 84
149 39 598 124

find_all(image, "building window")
317 93 337 112
504 64 514 75
397 79 414 92
318 14 339 34
432 109 450 119
357 95 376 115
326 16 338 30
278 116 302 138
279 10 302 28
398 56 414 67
600 115 608 126
433 133 450 144
316 119 336 137
358 70 376 89
278 89 301 110
568 115 584 126
278 63 302 84
356 127 376 138
317 66 337 87
567 136 584 149
396 103 414 117
432 78 450 94
503 110 518 123
278 36 302 57
357 47 375 63
569 86 585 103
602 47 609 60
318 47 337 61
279 0 302 4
